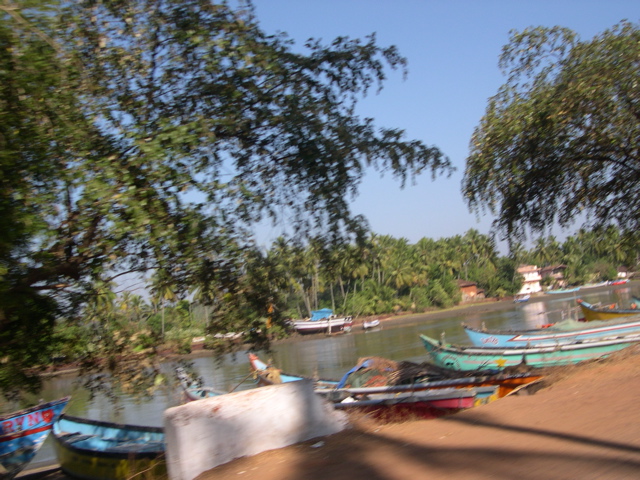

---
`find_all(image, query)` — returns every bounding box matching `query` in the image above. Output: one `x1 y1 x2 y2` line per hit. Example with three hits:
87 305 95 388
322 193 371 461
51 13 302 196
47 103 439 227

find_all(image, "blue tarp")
310 308 333 321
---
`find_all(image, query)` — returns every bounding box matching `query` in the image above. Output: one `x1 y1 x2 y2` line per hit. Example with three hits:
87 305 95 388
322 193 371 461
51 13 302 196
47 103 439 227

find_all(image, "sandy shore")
200 343 640 480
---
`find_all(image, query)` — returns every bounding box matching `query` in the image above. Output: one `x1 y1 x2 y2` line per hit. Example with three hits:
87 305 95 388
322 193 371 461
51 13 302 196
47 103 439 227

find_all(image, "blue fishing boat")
420 333 640 371
0 396 69 479
52 415 165 480
464 317 640 347
176 367 225 401
545 287 580 294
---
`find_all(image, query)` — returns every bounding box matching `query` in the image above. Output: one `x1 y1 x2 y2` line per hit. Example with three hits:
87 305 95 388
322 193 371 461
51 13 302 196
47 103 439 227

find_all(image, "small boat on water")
362 319 381 329
464 317 640 347
52 415 165 480
545 286 580 294
513 294 530 303
420 332 640 371
0 396 70 479
577 299 640 321
247 354 542 421
289 309 353 335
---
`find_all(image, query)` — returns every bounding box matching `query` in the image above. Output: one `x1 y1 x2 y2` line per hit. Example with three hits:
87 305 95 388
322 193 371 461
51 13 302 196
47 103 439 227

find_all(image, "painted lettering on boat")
0 408 53 434
481 336 499 345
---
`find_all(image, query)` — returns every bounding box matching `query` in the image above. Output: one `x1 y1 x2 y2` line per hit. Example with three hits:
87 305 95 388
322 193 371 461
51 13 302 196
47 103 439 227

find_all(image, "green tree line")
48 224 639 368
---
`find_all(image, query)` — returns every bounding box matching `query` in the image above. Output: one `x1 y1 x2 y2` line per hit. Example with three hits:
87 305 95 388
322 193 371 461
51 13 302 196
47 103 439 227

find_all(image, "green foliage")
427 280 453 309
464 21 640 240
409 286 434 312
1 0 452 394
346 279 396 316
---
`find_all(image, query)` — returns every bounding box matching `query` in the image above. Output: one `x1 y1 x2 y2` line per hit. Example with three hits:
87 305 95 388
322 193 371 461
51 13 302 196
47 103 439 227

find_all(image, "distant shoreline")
42 281 633 375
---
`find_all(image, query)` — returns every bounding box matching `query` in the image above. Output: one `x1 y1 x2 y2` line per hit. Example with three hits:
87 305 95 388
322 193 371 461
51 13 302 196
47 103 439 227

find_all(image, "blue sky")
248 1 638 251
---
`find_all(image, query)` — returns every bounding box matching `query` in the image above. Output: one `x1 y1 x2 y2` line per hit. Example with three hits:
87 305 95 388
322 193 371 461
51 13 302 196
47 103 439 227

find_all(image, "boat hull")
0 397 70 480
577 299 640 321
53 415 165 480
291 316 353 334
363 319 381 329
546 287 580 294
420 333 640 371
464 319 640 347
334 386 492 421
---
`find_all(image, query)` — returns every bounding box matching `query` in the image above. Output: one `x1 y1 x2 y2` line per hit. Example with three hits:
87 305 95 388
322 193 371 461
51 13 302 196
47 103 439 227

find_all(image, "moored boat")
176 367 225 401
331 385 498 421
248 353 542 421
248 353 339 390
545 286 580 294
464 317 640 347
577 298 640 321
420 332 640 371
0 397 70 479
362 319 381 329
291 315 353 334
52 415 165 480
513 294 530 303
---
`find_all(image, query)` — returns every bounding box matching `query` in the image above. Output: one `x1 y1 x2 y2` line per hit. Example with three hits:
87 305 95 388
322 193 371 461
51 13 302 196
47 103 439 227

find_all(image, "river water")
28 285 637 468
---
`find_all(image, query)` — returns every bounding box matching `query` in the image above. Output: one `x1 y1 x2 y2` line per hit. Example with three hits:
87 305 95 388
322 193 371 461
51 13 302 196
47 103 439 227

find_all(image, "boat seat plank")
59 433 98 444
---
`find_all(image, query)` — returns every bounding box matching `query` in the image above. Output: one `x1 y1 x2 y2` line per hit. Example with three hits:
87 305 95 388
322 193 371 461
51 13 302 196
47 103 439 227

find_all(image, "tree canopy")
463 21 640 240
0 0 451 396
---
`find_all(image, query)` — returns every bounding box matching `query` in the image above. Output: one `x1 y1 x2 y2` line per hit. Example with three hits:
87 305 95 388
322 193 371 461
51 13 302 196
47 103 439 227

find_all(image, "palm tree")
150 272 177 338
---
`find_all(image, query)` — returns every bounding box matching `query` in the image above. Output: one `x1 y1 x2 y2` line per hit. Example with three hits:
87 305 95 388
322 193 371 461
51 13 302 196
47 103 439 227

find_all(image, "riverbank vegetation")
50 224 639 365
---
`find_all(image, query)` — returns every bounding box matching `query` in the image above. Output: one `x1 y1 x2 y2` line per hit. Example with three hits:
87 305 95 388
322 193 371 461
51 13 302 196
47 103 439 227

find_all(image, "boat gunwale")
53 415 164 461
462 321 640 339
0 396 70 422
420 333 640 355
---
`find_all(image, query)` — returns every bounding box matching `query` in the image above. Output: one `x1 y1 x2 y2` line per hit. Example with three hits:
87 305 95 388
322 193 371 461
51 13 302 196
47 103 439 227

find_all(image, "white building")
517 265 542 295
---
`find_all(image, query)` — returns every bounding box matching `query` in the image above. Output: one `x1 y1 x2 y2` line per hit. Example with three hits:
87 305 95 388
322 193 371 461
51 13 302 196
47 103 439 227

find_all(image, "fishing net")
263 366 282 384
338 356 470 388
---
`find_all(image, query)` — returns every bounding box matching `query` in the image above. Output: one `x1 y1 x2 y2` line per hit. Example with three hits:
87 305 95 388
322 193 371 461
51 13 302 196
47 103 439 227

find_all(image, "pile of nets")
337 356 472 389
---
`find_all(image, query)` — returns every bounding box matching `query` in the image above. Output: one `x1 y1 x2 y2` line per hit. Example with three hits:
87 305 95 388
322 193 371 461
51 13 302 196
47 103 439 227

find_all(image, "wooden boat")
52 415 165 480
331 385 499 421
545 287 580 294
248 354 542 421
579 281 609 289
464 317 640 347
248 353 339 390
248 353 541 395
420 332 640 371
609 279 629 285
513 294 530 303
362 319 381 329
176 367 225 401
0 397 70 479
577 299 640 321
290 315 353 334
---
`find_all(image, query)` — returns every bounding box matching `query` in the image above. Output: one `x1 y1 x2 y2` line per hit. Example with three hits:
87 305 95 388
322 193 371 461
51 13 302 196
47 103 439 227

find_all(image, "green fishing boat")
419 333 640 371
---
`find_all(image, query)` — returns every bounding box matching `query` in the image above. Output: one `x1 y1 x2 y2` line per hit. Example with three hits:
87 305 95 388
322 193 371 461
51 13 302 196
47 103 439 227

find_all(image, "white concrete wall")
163 379 348 480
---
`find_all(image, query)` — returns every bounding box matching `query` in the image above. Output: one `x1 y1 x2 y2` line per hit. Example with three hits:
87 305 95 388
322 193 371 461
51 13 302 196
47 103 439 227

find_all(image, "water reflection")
28 285 638 468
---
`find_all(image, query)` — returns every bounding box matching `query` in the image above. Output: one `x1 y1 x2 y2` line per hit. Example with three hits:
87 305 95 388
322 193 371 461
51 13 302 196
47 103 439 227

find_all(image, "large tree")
1 0 451 394
463 21 640 240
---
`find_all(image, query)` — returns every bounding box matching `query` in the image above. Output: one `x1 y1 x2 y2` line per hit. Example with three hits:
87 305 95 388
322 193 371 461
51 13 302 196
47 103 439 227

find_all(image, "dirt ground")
199 344 640 480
